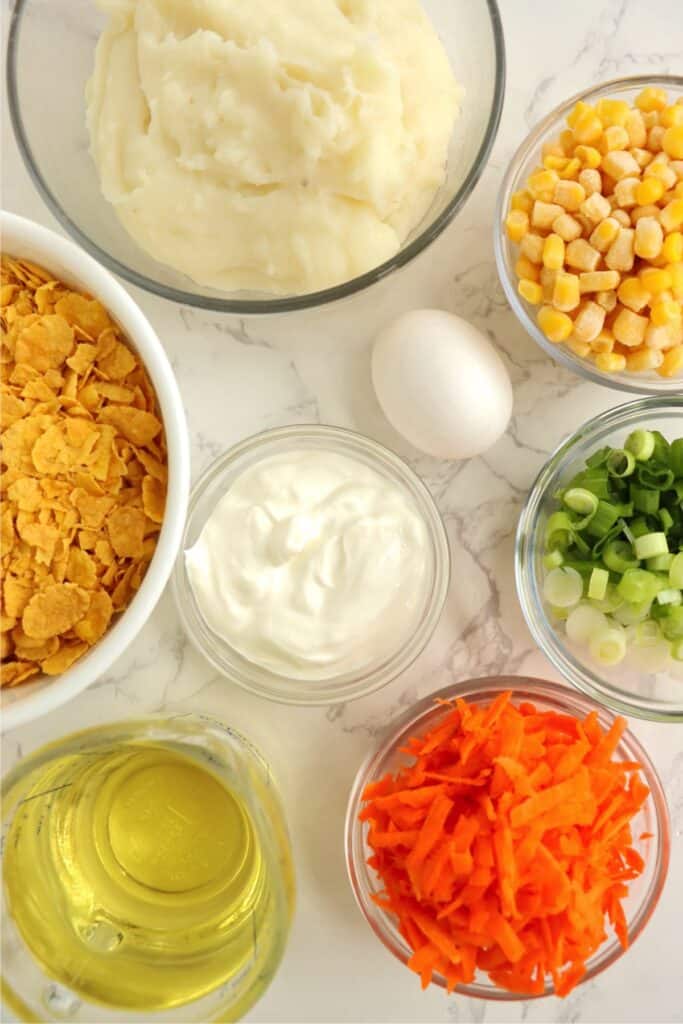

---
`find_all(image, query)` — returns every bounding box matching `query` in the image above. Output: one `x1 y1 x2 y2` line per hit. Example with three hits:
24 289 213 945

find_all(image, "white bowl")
1 211 190 731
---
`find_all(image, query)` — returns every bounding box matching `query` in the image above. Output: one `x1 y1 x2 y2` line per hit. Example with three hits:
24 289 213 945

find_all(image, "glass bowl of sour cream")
172 425 450 704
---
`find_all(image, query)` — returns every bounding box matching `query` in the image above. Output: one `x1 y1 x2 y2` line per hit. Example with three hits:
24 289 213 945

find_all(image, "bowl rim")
6 0 506 315
0 210 191 732
171 423 451 705
515 396 683 723
493 73 683 396
344 674 671 1001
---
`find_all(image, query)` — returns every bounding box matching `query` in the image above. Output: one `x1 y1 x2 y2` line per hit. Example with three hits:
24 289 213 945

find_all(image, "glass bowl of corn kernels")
495 76 683 395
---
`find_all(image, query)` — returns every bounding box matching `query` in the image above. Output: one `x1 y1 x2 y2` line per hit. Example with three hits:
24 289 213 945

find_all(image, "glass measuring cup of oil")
1 714 295 1023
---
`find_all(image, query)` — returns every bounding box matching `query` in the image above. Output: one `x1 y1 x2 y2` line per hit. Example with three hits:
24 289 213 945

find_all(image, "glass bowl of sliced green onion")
516 397 683 722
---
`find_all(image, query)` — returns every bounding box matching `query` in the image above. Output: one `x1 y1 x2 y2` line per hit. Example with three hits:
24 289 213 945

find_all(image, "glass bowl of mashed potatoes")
172 425 450 704
7 0 504 313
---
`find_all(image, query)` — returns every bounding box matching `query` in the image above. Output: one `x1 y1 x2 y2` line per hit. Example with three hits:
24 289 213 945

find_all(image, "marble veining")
2 0 683 1021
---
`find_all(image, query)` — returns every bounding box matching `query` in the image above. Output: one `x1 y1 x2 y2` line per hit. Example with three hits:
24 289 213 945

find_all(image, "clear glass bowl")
172 425 450 705
345 675 670 1000
1 714 295 1023
7 0 505 314
516 398 683 722
494 75 683 395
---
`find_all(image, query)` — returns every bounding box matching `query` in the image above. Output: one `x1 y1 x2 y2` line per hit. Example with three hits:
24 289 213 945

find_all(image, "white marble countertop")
3 1 683 1022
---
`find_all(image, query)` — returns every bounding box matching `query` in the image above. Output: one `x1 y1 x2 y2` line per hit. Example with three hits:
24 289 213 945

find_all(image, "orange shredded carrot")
360 691 650 998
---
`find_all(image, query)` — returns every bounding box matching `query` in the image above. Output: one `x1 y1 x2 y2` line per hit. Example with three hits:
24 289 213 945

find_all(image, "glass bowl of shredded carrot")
517 397 683 722
345 676 669 1000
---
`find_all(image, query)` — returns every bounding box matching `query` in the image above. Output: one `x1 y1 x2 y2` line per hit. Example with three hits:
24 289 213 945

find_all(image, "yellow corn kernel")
613 306 649 347
553 179 586 211
605 227 635 272
630 147 654 169
595 351 627 373
559 128 576 154
542 140 566 159
642 110 660 130
635 176 666 205
542 233 565 270
552 212 583 242
592 328 615 353
662 232 683 263
661 106 683 129
631 203 661 224
566 238 601 272
579 270 621 293
596 98 630 128
648 125 666 152
676 181 683 198
559 157 582 180
614 176 640 208
552 271 581 312
578 168 602 196
625 109 647 147
544 154 570 172
601 125 630 152
634 216 664 260
645 322 680 350
567 337 592 358
669 262 683 299
647 160 677 189
635 86 668 112
506 209 529 242
527 169 560 202
612 209 632 228
596 289 618 313
626 347 664 372
531 201 565 230
650 298 682 326
575 146 602 170
640 266 673 294
510 190 533 213
660 199 683 232
537 305 574 343
519 233 545 264
618 276 651 312
518 278 544 305
671 160 683 180
573 112 603 145
580 191 612 223
572 301 606 342
589 217 620 253
567 101 593 129
601 150 641 180
658 345 683 377
515 256 541 282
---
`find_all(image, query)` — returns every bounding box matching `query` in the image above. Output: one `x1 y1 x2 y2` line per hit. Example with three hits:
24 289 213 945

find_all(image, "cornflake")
1 255 168 686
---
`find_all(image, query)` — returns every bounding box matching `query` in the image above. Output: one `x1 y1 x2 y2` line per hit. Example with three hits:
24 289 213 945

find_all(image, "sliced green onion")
613 599 652 626
617 568 660 604
655 588 682 606
659 508 674 532
670 552 683 589
602 539 639 574
588 567 609 601
670 637 683 662
625 429 655 462
589 583 624 614
637 464 675 490
634 532 669 560
567 469 612 500
647 553 675 573
566 604 608 646
544 511 576 551
631 619 662 647
606 448 636 478
660 606 683 639
670 438 683 478
586 446 610 469
584 501 620 539
629 517 650 539
630 485 660 515
589 627 627 666
544 567 584 608
543 550 564 570
563 487 599 517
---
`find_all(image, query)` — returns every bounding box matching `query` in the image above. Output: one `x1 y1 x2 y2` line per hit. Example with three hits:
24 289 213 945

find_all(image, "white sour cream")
185 450 430 680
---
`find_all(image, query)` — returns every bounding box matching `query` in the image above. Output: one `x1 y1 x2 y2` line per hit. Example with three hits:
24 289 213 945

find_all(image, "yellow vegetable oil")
2 721 294 1018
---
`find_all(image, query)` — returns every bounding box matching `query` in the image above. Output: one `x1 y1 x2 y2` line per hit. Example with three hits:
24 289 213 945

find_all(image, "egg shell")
371 309 513 460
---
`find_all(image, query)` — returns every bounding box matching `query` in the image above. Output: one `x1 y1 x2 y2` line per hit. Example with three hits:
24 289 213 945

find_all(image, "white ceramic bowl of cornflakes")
1 211 190 731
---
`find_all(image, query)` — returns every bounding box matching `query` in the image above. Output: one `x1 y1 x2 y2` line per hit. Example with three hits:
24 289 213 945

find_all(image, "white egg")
371 309 513 460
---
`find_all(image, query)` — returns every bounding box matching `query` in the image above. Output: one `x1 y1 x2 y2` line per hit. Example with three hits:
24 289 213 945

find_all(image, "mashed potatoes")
87 0 461 295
